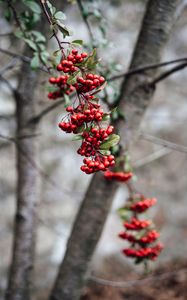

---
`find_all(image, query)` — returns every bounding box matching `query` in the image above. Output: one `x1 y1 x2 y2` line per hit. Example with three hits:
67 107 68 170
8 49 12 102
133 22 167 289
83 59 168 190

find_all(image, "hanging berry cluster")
48 48 120 174
118 193 163 263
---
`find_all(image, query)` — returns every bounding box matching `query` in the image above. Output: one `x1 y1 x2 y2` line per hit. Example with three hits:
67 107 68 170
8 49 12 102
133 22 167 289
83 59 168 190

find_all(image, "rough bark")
5 47 40 300
50 1 181 300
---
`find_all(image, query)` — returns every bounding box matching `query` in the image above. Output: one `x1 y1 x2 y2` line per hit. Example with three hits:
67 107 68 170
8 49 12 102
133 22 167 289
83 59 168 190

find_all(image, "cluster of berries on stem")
118 193 163 262
47 45 163 266
48 48 120 174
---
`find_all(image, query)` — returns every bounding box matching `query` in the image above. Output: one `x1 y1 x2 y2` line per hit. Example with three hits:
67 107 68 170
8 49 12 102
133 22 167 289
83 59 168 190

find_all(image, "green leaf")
30 53 40 69
93 9 102 19
32 30 46 42
4 8 12 21
40 51 49 64
84 48 98 70
47 86 58 92
71 39 83 46
102 113 110 121
56 20 72 37
46 0 56 15
24 1 41 14
64 94 70 106
54 11 66 20
24 38 37 51
100 134 120 150
72 135 83 141
118 207 131 221
14 30 24 38
99 150 111 156
67 71 81 85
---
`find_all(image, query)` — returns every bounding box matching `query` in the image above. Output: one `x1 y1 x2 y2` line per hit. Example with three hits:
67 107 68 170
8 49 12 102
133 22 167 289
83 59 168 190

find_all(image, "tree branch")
76 0 95 46
149 61 187 86
108 57 187 82
139 132 187 153
0 47 49 73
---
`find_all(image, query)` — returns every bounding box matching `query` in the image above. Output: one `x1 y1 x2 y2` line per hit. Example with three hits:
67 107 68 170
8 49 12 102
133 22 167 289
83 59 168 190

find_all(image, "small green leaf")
14 30 24 38
54 11 66 20
67 71 81 85
72 135 83 141
46 0 56 15
4 8 12 21
56 20 72 37
47 86 58 92
24 38 37 51
32 30 46 42
99 150 111 156
84 48 98 70
24 1 41 14
71 39 83 46
100 134 120 150
30 53 40 69
64 94 70 106
40 51 49 64
118 207 131 221
102 113 110 121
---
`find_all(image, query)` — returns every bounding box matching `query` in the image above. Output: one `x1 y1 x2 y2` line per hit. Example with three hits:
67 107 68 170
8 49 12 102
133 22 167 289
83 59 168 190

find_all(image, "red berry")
49 77 56 84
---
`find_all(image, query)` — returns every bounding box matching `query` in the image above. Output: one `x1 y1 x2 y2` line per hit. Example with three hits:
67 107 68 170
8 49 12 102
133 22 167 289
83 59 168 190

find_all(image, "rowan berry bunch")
118 193 163 263
104 170 133 182
48 48 120 174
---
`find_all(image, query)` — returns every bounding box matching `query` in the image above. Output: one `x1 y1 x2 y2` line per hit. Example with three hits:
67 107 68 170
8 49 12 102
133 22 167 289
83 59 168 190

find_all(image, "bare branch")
139 132 187 153
0 47 49 73
133 148 172 168
149 62 187 86
76 0 95 45
108 57 187 82
90 267 187 288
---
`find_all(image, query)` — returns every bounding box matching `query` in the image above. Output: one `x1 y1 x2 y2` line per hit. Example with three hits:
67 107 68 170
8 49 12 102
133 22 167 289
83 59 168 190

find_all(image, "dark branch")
149 62 187 87
76 0 95 45
108 57 187 82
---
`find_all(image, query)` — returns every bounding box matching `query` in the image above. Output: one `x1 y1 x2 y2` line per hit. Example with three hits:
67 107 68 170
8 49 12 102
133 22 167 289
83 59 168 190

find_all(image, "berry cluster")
119 193 163 262
119 230 160 244
48 75 75 100
75 74 105 93
48 48 120 174
130 197 157 213
123 243 163 261
124 217 151 230
57 49 88 73
104 170 133 182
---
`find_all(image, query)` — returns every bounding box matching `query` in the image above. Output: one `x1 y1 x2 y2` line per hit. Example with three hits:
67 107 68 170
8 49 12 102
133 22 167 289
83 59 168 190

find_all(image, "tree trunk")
50 1 181 300
5 48 40 300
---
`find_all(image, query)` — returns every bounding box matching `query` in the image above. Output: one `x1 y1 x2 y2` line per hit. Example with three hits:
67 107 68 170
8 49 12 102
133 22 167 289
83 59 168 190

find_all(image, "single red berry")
57 64 63 71
49 77 56 84
72 49 78 55
81 52 88 58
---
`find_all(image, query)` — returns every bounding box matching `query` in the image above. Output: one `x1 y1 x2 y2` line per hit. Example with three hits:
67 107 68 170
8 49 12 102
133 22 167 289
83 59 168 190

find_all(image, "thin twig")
0 47 49 73
0 74 15 92
149 62 187 86
0 58 18 75
108 57 187 82
39 0 65 57
139 132 187 154
76 0 95 45
90 267 187 288
133 148 172 168
28 98 67 124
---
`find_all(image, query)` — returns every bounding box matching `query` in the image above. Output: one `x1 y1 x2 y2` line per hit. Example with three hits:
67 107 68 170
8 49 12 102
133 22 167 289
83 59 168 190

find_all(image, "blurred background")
1 0 187 299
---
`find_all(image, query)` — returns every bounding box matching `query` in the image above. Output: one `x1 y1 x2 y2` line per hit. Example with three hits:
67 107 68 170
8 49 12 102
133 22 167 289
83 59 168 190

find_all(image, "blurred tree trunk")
50 1 181 300
5 47 40 300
